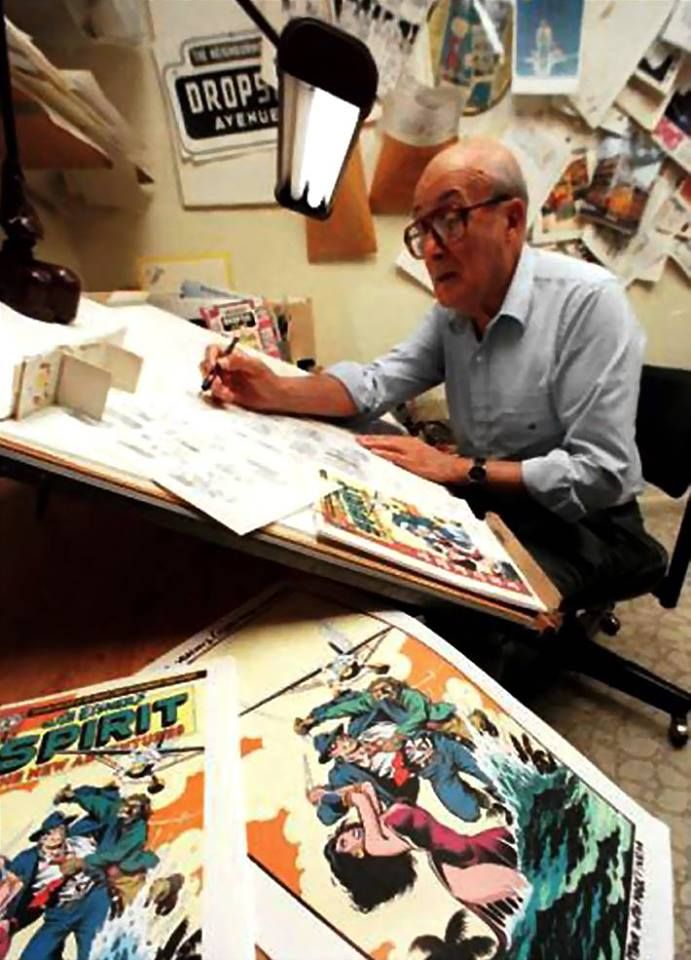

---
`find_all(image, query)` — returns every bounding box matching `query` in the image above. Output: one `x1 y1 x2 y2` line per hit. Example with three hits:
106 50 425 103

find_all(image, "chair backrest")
636 364 691 498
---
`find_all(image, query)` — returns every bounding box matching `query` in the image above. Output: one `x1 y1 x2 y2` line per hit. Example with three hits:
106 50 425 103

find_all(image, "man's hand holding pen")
199 341 283 410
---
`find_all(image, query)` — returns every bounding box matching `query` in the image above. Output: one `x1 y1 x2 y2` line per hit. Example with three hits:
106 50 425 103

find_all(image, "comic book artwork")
581 123 665 235
431 0 512 114
145 585 673 960
315 473 545 612
532 144 593 245
513 0 584 95
0 664 252 960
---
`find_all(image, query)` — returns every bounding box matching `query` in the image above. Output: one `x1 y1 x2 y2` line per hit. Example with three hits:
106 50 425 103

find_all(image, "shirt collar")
496 244 534 327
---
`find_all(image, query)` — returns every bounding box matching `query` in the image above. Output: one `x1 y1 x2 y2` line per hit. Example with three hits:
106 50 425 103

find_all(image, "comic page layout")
145 585 671 960
316 473 545 613
0 663 253 960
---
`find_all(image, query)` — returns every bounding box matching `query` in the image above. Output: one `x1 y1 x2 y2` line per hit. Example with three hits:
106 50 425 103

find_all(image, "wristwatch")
467 457 488 486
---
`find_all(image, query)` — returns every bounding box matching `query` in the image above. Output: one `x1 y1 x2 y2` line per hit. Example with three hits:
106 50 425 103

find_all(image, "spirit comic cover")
0 664 253 960
316 473 545 612
147 584 673 960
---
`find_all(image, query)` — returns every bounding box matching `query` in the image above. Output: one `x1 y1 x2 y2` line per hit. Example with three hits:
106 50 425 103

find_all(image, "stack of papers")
6 16 149 178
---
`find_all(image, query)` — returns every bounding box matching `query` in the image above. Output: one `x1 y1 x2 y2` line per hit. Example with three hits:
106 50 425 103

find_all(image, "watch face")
469 461 487 483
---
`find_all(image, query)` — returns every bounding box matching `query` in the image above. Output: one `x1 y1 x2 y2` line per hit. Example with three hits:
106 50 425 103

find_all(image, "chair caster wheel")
600 612 621 636
668 716 689 748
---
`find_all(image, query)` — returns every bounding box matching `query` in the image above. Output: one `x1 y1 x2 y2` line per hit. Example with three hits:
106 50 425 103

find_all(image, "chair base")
560 613 690 748
669 716 689 748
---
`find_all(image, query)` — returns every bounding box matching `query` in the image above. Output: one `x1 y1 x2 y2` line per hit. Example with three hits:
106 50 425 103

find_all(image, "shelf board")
1 87 112 169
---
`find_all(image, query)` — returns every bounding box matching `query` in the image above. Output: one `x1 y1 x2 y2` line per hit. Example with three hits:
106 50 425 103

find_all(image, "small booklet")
0 663 253 960
315 471 546 612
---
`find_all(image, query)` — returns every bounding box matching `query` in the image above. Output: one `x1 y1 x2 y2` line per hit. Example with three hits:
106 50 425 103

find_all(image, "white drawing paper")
569 0 677 129
395 246 434 293
670 233 691 277
662 0 691 53
103 392 331 535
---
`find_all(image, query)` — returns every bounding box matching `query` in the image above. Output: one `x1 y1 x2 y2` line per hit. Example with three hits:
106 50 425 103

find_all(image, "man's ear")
505 198 527 235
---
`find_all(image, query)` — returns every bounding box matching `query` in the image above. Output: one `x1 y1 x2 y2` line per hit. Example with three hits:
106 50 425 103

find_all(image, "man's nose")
423 229 445 259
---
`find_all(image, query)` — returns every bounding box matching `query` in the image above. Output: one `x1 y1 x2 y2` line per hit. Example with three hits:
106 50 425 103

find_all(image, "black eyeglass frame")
403 194 514 259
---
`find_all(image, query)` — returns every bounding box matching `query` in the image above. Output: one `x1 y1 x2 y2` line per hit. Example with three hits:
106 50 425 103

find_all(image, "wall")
25 29 691 373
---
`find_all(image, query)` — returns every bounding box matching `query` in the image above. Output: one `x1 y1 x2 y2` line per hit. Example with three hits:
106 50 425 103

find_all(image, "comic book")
581 123 666 236
0 663 253 960
146 583 673 960
315 472 546 613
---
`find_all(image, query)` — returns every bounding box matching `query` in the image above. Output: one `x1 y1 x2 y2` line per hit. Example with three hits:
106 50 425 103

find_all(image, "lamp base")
0 241 80 324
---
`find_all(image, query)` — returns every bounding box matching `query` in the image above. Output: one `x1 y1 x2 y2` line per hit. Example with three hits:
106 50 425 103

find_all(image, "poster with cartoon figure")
0 664 253 960
146 584 673 960
513 0 584 95
432 0 512 114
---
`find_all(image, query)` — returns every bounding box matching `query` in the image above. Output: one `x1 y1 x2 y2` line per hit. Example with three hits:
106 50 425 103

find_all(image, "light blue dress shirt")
328 246 645 522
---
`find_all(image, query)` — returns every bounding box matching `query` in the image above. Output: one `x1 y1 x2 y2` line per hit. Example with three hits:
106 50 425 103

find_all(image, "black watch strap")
467 457 488 485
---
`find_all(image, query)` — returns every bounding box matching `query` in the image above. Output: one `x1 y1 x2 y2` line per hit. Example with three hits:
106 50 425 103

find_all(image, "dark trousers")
460 491 667 612
423 492 668 697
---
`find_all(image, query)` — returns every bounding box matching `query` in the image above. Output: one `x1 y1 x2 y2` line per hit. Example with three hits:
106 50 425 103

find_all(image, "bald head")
414 138 528 212
409 137 528 322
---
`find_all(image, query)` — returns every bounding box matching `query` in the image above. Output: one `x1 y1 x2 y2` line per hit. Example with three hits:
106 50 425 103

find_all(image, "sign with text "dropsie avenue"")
161 30 279 159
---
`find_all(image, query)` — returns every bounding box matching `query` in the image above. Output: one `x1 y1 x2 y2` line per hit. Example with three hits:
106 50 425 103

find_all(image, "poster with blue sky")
513 0 585 94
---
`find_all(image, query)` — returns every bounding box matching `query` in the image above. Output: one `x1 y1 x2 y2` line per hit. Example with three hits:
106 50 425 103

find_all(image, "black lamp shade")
275 18 377 220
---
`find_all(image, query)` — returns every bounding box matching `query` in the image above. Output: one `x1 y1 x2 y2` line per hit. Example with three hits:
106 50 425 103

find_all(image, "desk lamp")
0 0 81 324
235 0 378 219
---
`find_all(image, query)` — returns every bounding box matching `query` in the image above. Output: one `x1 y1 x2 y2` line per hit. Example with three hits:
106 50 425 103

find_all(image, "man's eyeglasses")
403 194 513 259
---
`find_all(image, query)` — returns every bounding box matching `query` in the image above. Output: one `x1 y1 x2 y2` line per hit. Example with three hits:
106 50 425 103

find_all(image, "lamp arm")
0 0 43 246
0 0 80 323
0 4 19 164
233 0 280 48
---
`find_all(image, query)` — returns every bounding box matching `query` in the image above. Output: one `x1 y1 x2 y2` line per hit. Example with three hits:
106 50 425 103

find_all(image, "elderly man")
201 138 662 607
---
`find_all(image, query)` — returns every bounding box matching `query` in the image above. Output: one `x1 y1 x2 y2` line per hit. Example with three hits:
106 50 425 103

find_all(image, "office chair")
558 364 691 748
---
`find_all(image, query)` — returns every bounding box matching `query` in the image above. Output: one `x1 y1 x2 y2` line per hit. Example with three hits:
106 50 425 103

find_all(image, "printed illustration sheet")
513 0 584 95
569 0 676 129
315 471 546 612
580 122 665 235
653 68 691 175
145 584 673 960
430 0 511 115
531 135 594 244
0 663 253 960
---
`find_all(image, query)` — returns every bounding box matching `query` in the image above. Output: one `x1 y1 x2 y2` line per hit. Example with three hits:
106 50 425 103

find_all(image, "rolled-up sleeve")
326 308 446 420
522 281 644 521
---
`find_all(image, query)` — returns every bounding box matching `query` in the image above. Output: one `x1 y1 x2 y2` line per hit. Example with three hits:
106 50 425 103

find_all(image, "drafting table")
0 298 562 634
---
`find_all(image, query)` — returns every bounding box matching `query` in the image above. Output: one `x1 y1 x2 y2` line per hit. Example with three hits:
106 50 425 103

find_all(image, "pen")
201 335 240 392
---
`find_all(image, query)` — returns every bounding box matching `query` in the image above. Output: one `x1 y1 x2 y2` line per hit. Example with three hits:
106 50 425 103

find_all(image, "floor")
0 478 688 958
